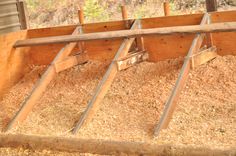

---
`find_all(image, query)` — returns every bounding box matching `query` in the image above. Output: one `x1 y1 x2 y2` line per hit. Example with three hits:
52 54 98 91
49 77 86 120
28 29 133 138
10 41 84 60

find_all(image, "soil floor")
0 55 235 155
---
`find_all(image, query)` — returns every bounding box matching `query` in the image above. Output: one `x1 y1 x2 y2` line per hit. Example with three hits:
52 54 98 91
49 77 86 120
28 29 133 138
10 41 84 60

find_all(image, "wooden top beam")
154 13 209 136
14 22 236 47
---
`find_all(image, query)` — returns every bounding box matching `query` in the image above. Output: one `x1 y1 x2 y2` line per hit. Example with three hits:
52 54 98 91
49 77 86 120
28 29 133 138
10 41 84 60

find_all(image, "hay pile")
0 55 235 155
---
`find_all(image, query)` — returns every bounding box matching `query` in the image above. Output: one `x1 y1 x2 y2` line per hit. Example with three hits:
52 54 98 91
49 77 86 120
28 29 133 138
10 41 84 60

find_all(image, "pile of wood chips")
0 55 235 155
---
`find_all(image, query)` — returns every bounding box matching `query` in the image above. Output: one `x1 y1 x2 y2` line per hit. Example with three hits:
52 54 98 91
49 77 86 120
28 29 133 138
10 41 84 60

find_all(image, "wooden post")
16 0 29 29
121 5 128 20
77 6 85 52
163 1 170 16
206 0 217 12
154 13 209 136
72 20 140 134
78 7 84 24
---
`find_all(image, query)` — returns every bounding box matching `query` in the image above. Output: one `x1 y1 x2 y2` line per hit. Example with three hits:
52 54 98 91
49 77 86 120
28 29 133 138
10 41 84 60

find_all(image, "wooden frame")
72 20 141 134
13 22 236 47
154 13 209 136
0 133 235 155
5 26 84 131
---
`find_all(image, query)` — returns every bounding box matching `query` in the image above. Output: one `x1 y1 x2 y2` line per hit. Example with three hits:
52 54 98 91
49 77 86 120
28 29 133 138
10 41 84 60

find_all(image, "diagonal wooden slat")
72 20 141 134
5 26 83 131
154 13 210 136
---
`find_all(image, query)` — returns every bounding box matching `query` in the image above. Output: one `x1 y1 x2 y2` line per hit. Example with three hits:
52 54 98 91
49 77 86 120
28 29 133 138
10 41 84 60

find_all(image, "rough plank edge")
54 53 88 73
0 134 235 155
116 51 148 71
13 22 236 47
154 13 209 136
191 46 217 69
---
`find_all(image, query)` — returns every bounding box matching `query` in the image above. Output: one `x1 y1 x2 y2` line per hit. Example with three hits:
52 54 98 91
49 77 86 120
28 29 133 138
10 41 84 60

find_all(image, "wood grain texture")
14 22 236 47
191 46 217 69
154 13 209 136
5 26 82 131
72 20 140 134
54 54 88 73
0 30 29 99
0 134 235 155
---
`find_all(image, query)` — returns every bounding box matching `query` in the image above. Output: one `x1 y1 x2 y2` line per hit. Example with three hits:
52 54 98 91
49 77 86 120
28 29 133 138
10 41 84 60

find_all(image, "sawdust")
0 55 235 155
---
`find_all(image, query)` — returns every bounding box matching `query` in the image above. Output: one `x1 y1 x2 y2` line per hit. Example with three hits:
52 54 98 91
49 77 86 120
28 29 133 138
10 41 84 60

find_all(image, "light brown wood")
206 0 217 12
154 13 209 136
78 7 84 24
54 53 88 73
5 26 82 131
0 134 235 155
116 51 148 71
121 5 128 20
164 1 170 16
14 22 236 48
72 20 140 134
16 0 29 29
190 46 217 68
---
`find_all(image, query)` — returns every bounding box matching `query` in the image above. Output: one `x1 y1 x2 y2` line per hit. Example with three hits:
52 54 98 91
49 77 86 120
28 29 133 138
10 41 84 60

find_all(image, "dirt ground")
0 55 235 155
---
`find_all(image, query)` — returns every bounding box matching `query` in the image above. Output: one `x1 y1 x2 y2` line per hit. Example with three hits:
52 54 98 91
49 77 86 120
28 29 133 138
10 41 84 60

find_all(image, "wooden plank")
116 51 148 71
0 134 235 155
72 20 140 134
154 13 209 136
191 46 217 69
206 0 217 12
16 0 29 29
5 26 82 131
54 54 88 73
14 22 236 47
163 1 170 16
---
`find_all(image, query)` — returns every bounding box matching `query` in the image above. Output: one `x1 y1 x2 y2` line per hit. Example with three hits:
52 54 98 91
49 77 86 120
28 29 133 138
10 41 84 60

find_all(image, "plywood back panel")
211 11 236 56
141 14 204 61
27 21 127 65
0 30 30 98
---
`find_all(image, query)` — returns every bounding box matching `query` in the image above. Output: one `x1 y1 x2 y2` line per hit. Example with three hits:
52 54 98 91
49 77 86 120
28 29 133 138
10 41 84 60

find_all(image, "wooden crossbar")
5 26 84 131
0 133 235 155
116 51 148 71
72 20 141 134
54 53 88 73
154 13 209 136
190 46 217 69
14 22 236 47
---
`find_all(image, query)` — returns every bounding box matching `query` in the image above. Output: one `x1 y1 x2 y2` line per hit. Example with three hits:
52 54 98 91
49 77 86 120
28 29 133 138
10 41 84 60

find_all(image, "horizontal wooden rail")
154 13 209 136
14 22 236 47
0 134 235 155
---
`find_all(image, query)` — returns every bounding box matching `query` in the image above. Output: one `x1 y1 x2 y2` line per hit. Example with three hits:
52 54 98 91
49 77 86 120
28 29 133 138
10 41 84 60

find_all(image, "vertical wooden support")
77 6 85 52
154 13 209 136
206 0 217 12
163 1 170 16
121 5 128 20
16 0 28 29
5 26 83 131
72 20 141 134
206 14 213 47
78 7 84 24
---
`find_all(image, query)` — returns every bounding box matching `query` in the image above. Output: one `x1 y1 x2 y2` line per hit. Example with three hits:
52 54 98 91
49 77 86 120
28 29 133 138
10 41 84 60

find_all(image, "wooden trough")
0 9 236 155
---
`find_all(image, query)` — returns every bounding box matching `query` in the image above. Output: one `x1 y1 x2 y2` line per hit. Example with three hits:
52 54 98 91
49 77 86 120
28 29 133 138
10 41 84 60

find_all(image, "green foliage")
133 5 148 19
84 0 109 22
